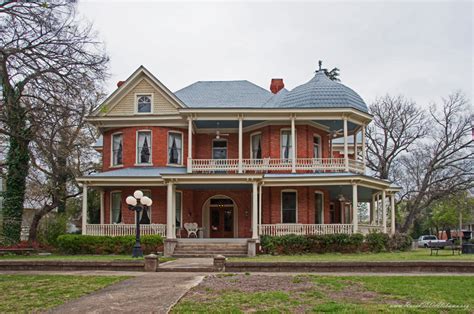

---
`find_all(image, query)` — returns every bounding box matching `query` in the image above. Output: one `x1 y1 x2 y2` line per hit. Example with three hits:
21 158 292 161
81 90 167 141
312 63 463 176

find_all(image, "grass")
173 274 474 313
229 248 474 262
0 274 130 312
0 254 175 263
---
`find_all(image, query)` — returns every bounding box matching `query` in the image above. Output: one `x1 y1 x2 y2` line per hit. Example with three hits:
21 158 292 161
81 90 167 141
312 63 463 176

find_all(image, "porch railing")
84 224 167 237
189 158 365 174
259 224 354 236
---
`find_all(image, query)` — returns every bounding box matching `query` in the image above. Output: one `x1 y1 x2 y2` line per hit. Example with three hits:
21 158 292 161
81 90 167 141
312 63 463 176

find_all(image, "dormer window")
136 95 152 113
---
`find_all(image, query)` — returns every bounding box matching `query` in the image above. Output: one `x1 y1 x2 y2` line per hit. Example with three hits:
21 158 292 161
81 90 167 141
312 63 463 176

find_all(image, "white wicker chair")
184 222 199 238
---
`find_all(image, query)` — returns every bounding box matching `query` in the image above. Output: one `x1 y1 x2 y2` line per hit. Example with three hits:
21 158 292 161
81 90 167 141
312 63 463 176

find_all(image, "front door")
209 198 234 238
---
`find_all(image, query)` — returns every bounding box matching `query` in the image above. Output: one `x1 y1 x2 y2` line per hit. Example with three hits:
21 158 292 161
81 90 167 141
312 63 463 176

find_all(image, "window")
111 192 122 224
251 133 262 159
329 202 336 223
112 134 123 166
137 131 152 164
281 191 297 223
315 192 324 224
280 130 293 160
175 191 182 228
139 190 151 224
212 140 227 159
168 132 182 165
313 135 321 158
136 95 152 113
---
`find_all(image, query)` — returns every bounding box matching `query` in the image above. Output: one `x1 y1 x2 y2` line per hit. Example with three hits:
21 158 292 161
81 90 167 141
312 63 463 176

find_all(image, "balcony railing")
189 158 365 174
84 224 167 237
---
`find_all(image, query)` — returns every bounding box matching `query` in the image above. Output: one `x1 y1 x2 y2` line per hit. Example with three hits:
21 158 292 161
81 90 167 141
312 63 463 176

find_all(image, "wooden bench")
428 241 461 256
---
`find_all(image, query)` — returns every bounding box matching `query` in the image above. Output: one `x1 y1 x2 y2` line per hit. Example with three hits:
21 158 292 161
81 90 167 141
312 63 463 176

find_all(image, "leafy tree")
0 1 108 243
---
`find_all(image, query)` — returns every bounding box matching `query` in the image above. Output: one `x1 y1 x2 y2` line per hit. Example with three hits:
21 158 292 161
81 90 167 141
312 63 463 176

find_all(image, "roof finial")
318 60 322 71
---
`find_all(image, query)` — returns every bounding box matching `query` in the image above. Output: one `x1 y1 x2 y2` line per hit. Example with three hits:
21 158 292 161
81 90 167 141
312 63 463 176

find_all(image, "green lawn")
173 274 474 313
0 274 130 312
229 249 474 262
0 254 175 263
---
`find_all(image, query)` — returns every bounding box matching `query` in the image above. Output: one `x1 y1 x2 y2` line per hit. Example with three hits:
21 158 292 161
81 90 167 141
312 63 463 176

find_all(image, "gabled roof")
175 80 273 108
91 65 187 116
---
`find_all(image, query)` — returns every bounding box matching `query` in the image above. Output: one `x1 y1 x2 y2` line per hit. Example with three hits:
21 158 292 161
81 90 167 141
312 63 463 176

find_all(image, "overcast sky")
78 0 473 106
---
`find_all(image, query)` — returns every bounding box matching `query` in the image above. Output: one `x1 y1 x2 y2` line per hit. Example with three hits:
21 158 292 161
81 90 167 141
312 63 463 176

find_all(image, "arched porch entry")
202 195 239 238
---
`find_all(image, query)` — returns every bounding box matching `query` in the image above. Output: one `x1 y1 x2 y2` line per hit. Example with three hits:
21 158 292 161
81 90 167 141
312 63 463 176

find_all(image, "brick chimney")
270 78 284 94
117 80 125 88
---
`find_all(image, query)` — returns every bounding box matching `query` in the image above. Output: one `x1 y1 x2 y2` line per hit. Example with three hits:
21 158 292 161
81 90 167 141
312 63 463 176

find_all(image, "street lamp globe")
140 196 151 206
126 196 137 206
133 190 144 199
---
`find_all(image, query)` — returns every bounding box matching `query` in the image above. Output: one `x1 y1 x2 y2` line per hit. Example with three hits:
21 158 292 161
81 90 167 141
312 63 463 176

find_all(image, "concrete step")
174 247 246 251
172 253 248 258
174 250 246 254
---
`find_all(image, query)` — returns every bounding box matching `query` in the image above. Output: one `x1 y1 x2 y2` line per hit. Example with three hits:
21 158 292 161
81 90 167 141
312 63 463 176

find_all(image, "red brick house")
77 66 399 256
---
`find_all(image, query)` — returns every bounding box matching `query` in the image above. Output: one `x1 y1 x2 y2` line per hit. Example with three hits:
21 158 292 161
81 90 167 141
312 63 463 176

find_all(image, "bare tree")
0 1 108 242
366 95 427 180
398 92 473 232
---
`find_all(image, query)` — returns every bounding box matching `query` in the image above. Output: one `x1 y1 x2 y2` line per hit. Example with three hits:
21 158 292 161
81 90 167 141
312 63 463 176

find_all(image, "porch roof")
81 166 187 178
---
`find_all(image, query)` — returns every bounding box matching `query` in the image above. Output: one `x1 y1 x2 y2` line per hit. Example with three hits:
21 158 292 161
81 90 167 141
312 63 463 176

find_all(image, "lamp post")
125 190 153 258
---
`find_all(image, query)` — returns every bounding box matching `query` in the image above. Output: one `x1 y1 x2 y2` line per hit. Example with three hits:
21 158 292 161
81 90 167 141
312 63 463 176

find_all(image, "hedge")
56 234 164 255
260 232 412 255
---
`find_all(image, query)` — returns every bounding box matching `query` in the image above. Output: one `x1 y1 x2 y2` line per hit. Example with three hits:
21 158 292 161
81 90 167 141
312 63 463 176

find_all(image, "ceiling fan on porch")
215 122 229 139
330 128 344 138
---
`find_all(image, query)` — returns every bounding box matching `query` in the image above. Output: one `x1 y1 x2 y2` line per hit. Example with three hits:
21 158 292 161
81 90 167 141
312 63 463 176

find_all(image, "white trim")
313 133 322 158
134 93 154 114
281 189 298 224
249 131 262 159
314 191 324 224
135 130 153 165
110 190 122 224
167 130 184 166
110 132 124 168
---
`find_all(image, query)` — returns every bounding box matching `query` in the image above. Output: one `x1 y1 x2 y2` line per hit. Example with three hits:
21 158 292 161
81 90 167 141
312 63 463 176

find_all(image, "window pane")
175 192 182 228
315 193 323 224
282 191 297 223
251 134 262 159
137 96 151 113
282 209 296 224
112 134 123 166
281 131 292 159
224 209 233 232
168 133 182 164
313 136 321 158
137 132 151 164
111 192 122 224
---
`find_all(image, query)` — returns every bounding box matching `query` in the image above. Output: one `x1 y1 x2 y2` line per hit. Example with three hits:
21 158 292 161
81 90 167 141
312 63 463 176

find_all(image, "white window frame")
250 131 262 160
175 190 183 228
135 130 153 166
281 189 298 224
280 128 296 160
110 191 122 224
167 131 184 166
135 189 152 224
314 191 324 224
212 139 228 159
134 93 154 114
110 132 124 168
313 134 322 158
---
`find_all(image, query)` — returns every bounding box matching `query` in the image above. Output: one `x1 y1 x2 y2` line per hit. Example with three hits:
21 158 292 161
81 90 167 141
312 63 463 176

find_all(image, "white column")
343 117 349 172
238 115 243 173
390 194 396 235
382 190 387 233
187 117 193 173
352 183 358 233
291 115 296 173
167 182 175 239
172 184 176 238
361 124 366 171
99 190 105 224
370 194 375 225
353 129 358 159
252 182 258 239
258 183 262 226
81 184 88 235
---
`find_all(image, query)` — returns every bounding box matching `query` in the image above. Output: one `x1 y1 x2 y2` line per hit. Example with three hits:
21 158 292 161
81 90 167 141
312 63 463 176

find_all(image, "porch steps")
172 239 248 257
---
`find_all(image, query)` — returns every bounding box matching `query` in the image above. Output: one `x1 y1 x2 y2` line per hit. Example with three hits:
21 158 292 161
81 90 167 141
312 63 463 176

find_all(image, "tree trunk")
27 211 43 243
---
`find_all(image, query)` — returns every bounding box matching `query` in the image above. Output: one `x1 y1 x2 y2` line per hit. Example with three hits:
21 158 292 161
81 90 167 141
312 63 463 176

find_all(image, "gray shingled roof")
85 167 187 177
276 71 368 112
175 80 273 108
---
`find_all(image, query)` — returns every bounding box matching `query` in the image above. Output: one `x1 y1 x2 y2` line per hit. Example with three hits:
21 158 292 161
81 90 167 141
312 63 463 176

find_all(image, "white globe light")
133 190 144 199
148 199 153 206
141 196 151 206
126 196 137 206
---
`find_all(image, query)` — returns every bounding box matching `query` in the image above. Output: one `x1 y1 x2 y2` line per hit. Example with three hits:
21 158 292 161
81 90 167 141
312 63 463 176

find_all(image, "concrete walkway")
47 272 205 313
159 258 214 271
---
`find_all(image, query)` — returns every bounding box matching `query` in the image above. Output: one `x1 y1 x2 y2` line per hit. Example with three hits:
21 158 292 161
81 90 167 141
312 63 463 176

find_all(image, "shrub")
37 214 68 247
56 234 163 255
389 233 413 251
365 231 390 252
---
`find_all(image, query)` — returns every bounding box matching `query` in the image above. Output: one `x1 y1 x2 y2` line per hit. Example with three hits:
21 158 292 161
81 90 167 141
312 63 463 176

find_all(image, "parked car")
417 235 446 248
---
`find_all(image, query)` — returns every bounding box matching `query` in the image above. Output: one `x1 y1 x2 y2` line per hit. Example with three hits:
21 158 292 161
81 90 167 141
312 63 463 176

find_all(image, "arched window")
136 95 152 113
